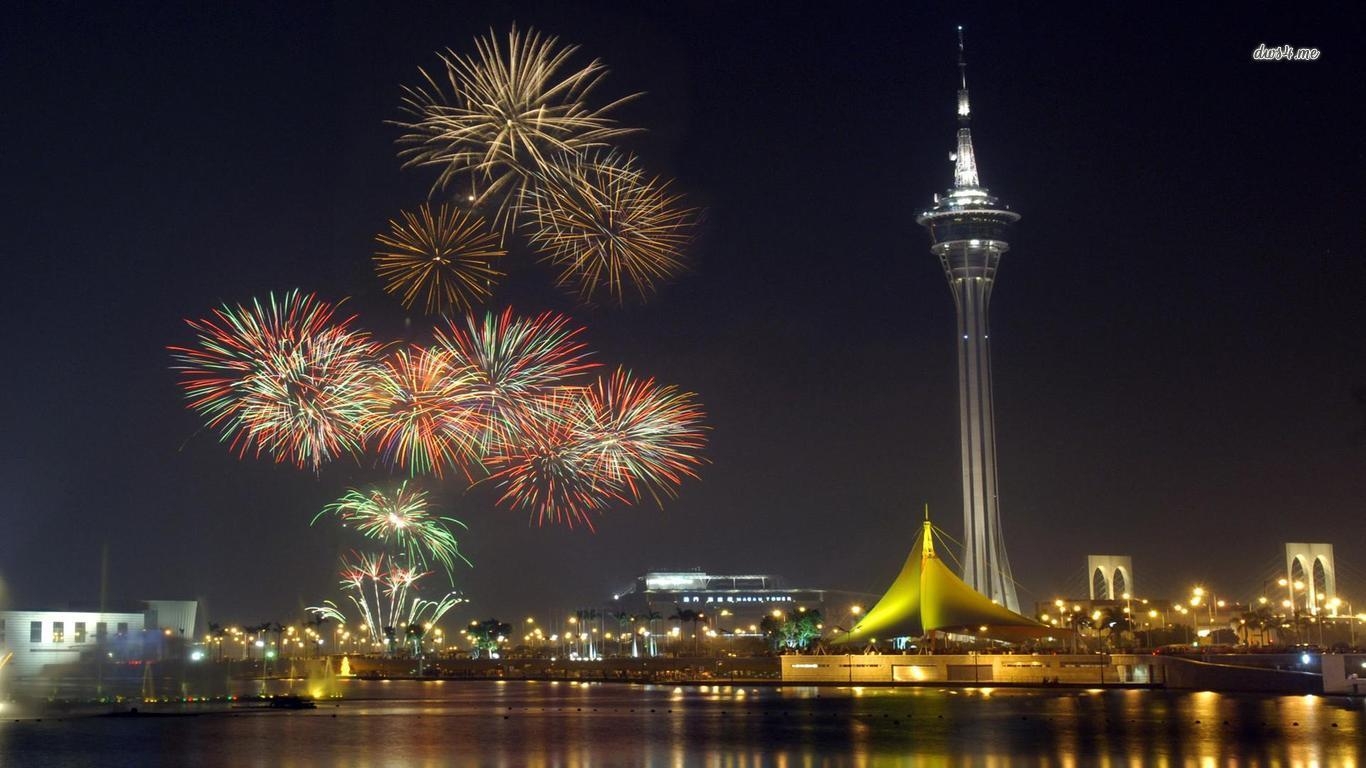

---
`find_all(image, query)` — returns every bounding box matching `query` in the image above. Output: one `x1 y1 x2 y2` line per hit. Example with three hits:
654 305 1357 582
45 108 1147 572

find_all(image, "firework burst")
485 390 625 531
313 481 469 576
169 290 380 470
359 345 486 479
576 368 708 505
374 203 506 313
524 151 696 304
396 26 638 229
434 308 597 450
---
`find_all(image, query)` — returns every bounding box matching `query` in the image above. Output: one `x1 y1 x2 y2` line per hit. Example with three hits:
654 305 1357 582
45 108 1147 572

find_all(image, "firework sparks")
434 308 597 450
524 151 696 304
312 551 463 648
576 367 708 505
485 390 625 531
396 26 638 229
374 203 506 313
313 481 469 576
359 345 486 479
169 290 380 470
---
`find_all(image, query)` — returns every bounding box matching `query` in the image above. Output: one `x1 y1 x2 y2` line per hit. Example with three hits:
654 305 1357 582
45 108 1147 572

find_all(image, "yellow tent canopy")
833 517 1054 643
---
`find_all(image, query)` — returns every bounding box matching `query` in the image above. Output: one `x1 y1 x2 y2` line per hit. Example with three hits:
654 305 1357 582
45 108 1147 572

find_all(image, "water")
3 681 1364 766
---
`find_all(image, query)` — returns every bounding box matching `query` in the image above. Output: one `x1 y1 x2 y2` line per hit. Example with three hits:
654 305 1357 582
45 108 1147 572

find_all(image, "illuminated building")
0 599 198 679
611 571 874 631
916 28 1021 610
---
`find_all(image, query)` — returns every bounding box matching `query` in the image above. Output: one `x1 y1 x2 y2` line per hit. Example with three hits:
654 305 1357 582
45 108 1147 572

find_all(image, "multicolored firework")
168 290 380 470
575 367 709 506
486 370 707 528
310 551 463 649
485 391 625 531
396 26 637 229
524 151 696 304
374 203 506 314
359 345 486 480
312 481 469 576
434 308 597 449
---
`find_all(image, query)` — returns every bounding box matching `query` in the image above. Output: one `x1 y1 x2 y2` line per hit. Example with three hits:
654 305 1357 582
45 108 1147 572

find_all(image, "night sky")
3 3 1363 625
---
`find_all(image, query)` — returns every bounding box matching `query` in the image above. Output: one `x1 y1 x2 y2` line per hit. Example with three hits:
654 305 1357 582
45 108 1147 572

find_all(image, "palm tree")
669 607 708 655
207 622 227 662
640 610 662 656
406 623 427 657
610 612 632 657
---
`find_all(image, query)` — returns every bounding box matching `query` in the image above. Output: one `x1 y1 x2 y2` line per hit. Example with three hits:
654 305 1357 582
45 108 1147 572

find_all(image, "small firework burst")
434 308 597 450
359 345 486 479
374 203 506 313
313 481 468 576
169 290 380 470
575 367 708 505
524 151 695 304
396 25 638 229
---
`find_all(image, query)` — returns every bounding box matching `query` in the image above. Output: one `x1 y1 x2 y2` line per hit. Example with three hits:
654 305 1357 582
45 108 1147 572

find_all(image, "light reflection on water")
1 681 1363 767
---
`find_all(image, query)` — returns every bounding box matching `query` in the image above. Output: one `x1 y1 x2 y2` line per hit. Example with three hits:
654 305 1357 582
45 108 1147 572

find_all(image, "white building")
0 600 197 679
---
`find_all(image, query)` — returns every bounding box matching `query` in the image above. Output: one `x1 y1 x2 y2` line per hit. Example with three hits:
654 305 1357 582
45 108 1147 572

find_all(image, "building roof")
833 519 1054 643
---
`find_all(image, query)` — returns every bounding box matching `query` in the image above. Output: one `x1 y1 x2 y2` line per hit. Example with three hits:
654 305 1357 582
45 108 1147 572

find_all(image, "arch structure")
1086 555 1134 600
1284 543 1335 615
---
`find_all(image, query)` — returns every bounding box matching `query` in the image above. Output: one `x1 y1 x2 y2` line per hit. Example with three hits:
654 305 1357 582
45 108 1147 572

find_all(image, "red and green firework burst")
434 308 597 451
169 290 381 471
359 345 486 480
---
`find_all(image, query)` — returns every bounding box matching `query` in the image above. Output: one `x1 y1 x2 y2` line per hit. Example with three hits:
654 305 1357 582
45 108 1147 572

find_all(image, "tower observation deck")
915 28 1021 612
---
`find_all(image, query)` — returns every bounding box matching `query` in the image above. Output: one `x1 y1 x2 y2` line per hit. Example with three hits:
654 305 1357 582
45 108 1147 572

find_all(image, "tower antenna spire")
951 26 979 188
957 25 967 91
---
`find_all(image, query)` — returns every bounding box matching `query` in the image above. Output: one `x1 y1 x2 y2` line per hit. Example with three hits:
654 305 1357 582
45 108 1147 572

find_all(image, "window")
117 622 128 636
31 621 42 643
75 622 87 644
0 619 5 643
53 622 65 643
96 622 108 642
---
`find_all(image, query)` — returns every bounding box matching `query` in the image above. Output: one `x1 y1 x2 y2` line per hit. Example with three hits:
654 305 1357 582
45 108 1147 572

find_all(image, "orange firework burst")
524 152 696 304
374 203 505 313
396 26 638 229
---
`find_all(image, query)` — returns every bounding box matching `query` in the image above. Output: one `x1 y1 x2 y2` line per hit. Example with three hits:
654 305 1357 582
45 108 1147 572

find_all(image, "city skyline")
2 4 1363 623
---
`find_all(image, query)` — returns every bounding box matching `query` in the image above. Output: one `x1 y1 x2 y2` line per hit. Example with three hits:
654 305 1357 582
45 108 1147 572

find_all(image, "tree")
207 622 227 662
468 618 511 659
763 609 824 652
406 623 427 657
669 607 708 654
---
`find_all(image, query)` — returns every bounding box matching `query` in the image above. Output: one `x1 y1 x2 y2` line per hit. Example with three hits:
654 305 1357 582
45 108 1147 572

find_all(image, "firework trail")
374 203 506 313
169 290 380 471
312 481 469 576
524 151 695 304
359 344 486 480
311 551 462 648
396 26 638 231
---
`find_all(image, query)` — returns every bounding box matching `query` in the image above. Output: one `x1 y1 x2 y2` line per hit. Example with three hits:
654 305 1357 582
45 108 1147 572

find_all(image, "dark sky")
3 2 1364 624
